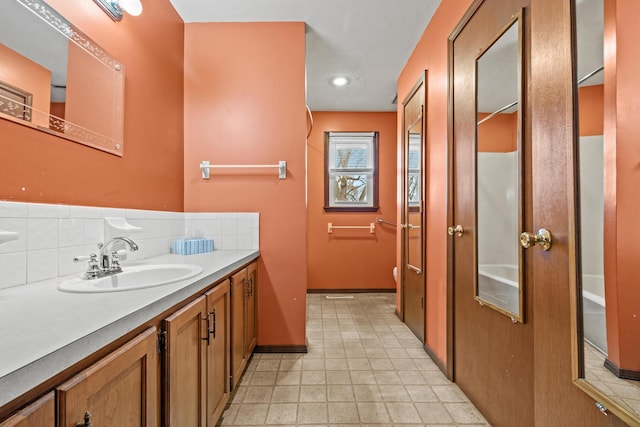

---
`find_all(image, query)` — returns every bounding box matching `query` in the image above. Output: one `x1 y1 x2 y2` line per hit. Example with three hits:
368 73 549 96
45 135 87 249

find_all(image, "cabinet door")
163 296 207 427
230 268 247 389
0 392 54 427
205 280 230 425
245 262 258 357
57 327 158 427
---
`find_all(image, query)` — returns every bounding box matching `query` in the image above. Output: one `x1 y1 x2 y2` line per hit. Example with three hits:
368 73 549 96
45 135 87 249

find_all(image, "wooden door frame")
400 71 427 340
446 0 484 382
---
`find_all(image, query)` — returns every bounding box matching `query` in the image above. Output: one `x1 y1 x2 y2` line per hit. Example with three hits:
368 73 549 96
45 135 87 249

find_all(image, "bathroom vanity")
0 250 259 426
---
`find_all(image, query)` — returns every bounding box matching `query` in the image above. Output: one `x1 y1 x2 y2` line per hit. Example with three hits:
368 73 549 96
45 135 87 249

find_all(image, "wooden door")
205 281 230 425
163 297 207 427
0 392 54 427
57 327 158 427
401 73 426 341
245 262 257 356
449 1 533 426
230 268 247 388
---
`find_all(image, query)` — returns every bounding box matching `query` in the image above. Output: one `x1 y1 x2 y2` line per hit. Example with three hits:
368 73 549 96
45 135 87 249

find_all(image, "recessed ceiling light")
331 76 349 87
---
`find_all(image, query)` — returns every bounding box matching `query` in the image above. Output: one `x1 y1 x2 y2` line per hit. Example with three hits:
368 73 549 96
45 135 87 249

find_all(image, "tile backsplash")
0 201 259 290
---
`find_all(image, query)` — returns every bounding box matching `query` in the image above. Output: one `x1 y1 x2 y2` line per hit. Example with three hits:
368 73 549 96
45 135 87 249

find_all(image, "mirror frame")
0 0 125 156
570 0 640 424
473 11 525 323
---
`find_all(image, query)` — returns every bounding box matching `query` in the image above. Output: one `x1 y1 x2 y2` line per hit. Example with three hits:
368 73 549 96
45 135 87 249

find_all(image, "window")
324 131 379 212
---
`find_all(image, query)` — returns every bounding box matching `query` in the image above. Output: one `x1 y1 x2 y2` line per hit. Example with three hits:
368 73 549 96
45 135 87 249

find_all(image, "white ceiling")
168 0 442 112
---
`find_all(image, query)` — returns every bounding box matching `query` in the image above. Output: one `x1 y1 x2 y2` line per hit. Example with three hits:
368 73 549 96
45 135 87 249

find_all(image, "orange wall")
603 0 640 372
307 112 397 291
65 41 116 139
579 85 604 136
477 111 518 152
396 0 474 365
0 0 184 210
0 43 51 127
183 22 307 348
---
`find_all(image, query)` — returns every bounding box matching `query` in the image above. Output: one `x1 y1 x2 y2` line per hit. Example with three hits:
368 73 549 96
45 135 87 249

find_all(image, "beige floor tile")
385 402 422 423
414 402 455 424
357 402 391 423
444 402 488 424
327 384 355 402
353 384 383 402
233 403 269 425
302 370 327 385
297 402 329 424
326 370 352 385
328 402 359 423
265 403 298 425
300 385 328 402
325 358 348 371
270 385 300 403
244 386 274 403
223 293 489 426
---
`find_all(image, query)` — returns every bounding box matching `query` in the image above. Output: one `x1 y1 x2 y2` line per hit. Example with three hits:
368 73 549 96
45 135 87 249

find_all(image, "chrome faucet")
75 237 139 279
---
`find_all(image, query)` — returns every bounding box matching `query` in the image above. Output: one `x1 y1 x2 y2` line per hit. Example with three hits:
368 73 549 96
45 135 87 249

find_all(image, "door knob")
520 228 552 251
447 225 464 237
400 223 414 229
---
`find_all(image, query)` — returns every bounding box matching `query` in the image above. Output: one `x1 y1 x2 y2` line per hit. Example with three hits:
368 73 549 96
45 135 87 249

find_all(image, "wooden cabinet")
163 296 207 426
245 262 257 356
1 258 255 427
205 280 230 425
163 280 231 426
231 268 247 389
57 327 158 427
231 262 258 389
0 392 54 427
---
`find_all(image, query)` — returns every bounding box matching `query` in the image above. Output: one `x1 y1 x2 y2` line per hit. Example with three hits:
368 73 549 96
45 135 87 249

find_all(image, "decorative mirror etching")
0 0 124 155
574 0 640 422
475 17 523 320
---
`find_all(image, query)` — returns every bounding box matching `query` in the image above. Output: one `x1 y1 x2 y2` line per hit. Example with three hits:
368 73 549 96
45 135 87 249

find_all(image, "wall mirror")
573 0 640 423
475 15 523 322
0 0 124 156
406 119 423 271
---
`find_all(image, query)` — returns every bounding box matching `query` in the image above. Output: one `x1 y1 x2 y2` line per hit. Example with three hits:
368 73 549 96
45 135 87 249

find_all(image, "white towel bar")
200 160 287 179
327 222 375 234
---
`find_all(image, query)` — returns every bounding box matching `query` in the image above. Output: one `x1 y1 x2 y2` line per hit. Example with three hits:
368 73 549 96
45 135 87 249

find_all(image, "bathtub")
477 264 519 314
582 274 607 354
478 264 518 287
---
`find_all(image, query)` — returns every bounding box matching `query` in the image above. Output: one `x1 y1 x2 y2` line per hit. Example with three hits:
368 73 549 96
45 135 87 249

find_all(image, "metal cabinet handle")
209 308 216 339
202 314 211 345
447 225 464 237
76 412 92 427
520 228 552 251
407 264 422 274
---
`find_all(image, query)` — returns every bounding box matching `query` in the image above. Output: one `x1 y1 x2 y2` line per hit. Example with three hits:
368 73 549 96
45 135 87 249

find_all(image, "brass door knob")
447 225 464 237
520 228 552 251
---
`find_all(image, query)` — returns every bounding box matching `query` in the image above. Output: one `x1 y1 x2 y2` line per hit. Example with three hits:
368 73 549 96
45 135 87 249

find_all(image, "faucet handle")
74 253 98 265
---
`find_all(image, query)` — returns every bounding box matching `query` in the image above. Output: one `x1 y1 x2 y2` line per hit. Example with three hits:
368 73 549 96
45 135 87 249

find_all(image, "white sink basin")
57 264 204 293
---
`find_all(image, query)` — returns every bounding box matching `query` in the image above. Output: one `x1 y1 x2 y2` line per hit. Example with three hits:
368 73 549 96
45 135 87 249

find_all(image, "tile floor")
219 293 490 426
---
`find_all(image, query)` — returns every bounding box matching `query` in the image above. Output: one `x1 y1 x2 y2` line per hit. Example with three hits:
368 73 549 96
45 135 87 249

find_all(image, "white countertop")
0 250 259 408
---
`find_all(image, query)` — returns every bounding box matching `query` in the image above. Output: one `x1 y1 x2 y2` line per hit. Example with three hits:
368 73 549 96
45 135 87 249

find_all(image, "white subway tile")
27 203 64 218
0 252 27 289
219 235 238 250
27 218 59 251
59 219 84 248
221 219 237 235
237 235 252 250
84 219 104 246
0 201 28 218
27 249 58 283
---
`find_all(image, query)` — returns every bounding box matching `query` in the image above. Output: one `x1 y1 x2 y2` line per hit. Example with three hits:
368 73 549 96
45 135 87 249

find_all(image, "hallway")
219 293 490 426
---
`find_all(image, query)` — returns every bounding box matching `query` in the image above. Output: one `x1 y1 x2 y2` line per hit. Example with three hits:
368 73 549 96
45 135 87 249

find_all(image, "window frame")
323 131 380 212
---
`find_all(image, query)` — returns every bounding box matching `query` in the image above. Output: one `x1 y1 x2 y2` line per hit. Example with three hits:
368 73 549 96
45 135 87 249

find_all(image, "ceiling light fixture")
93 0 143 22
331 76 350 87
